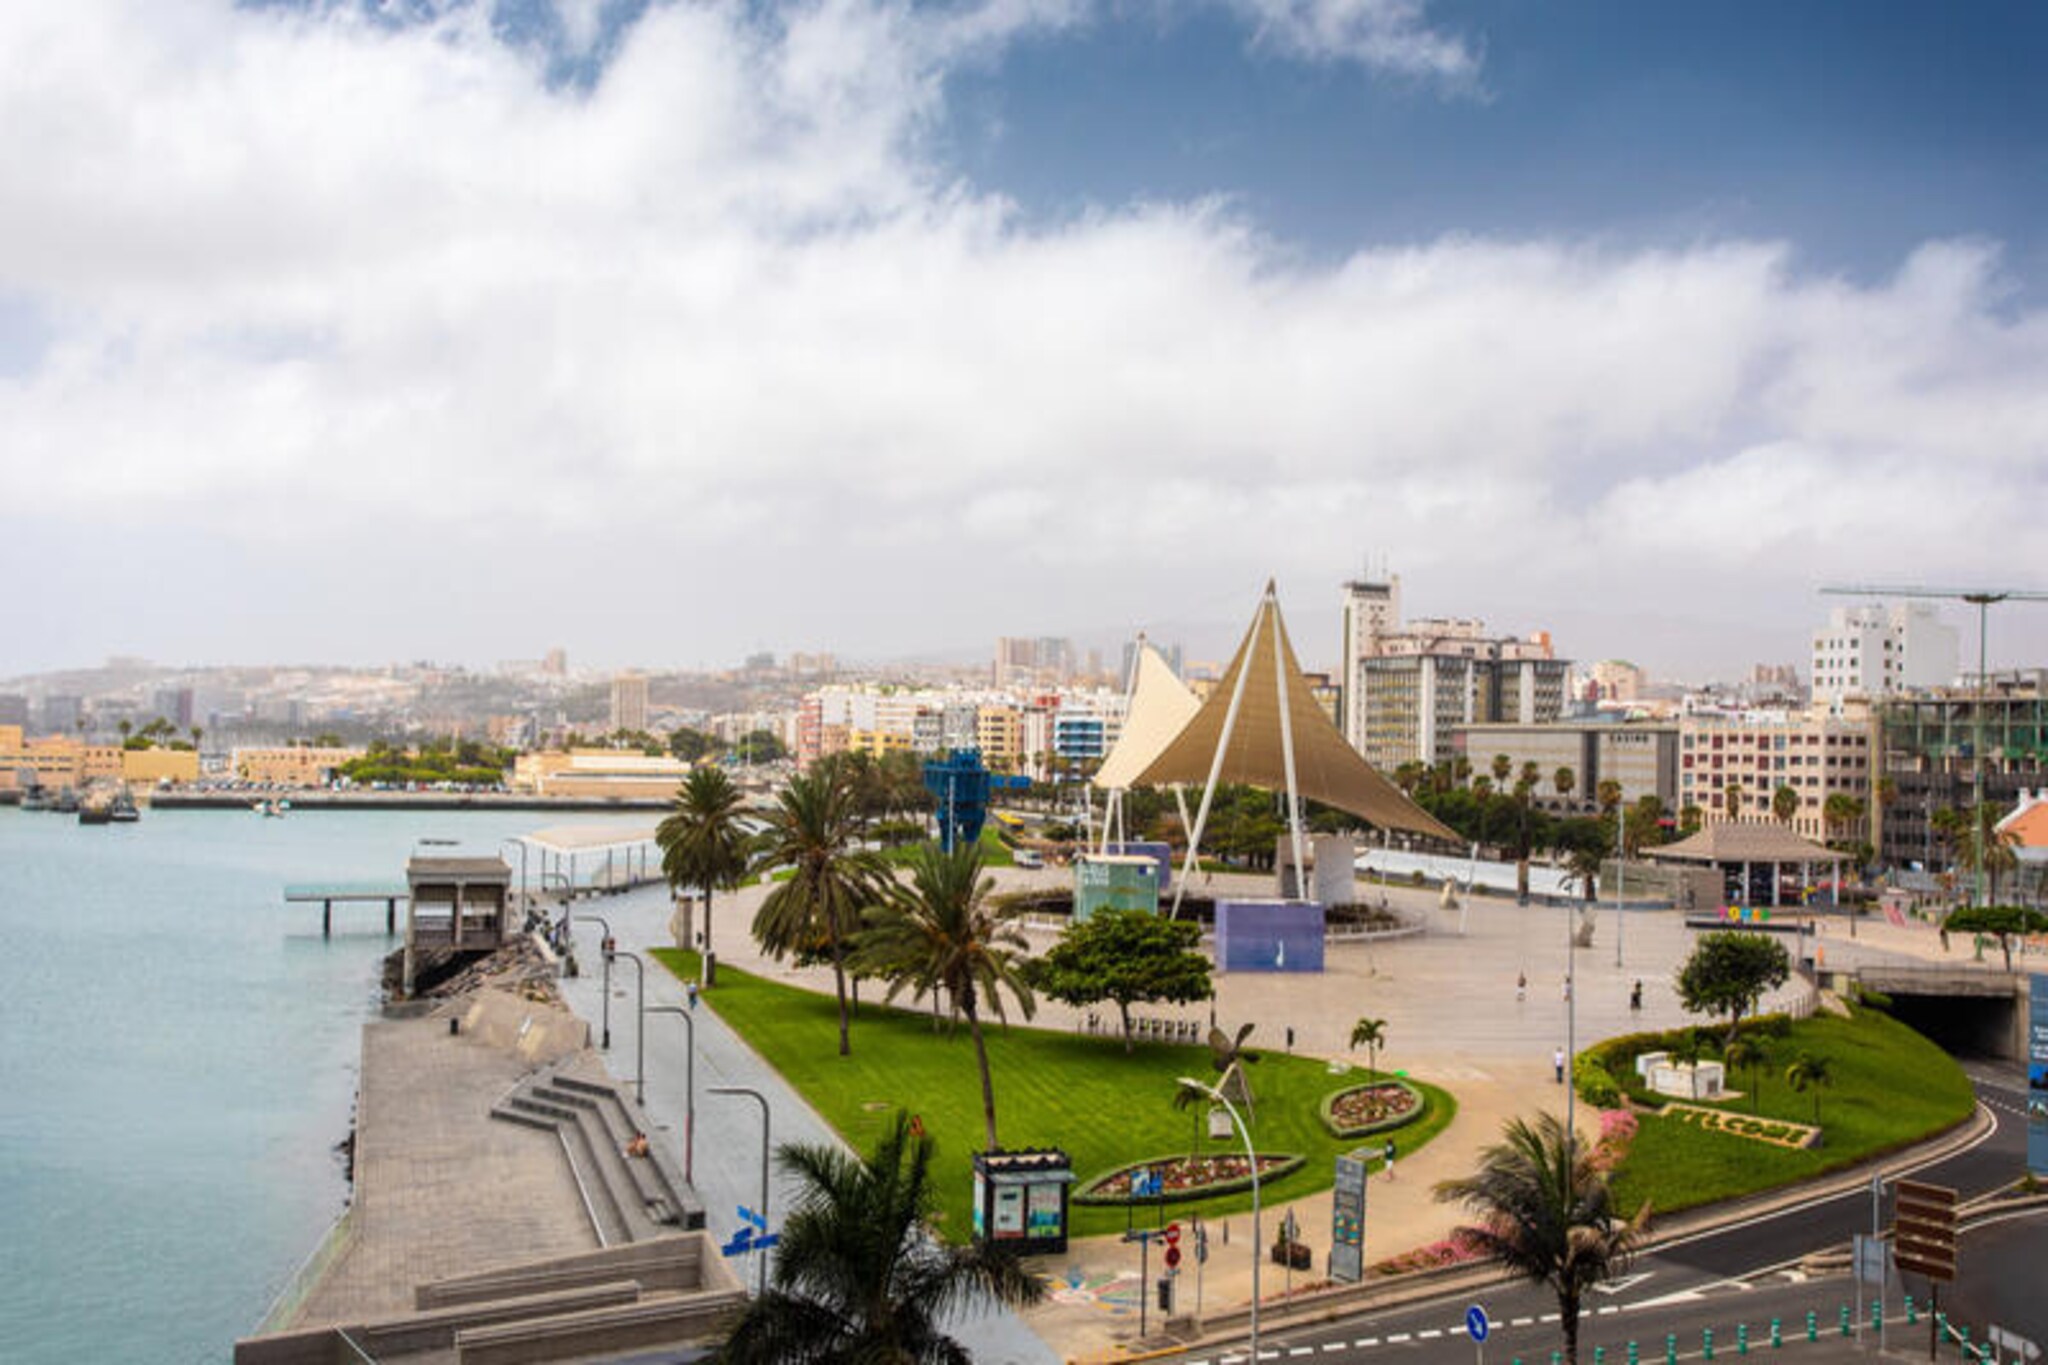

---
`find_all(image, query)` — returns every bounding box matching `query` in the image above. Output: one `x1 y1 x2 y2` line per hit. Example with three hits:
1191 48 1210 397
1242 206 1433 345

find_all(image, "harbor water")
0 806 633 1364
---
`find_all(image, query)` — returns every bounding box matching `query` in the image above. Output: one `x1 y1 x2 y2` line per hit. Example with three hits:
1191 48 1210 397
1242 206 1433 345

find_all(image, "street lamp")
646 1005 696 1185
710 1085 771 1296
1175 1073 1258 1363
574 910 615 1050
610 947 647 1105
498 836 529 915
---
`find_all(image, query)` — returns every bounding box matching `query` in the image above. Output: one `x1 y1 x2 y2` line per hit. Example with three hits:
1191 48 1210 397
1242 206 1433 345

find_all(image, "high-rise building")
609 672 649 734
542 647 568 678
1811 602 1958 704
41 694 83 736
1341 574 1569 770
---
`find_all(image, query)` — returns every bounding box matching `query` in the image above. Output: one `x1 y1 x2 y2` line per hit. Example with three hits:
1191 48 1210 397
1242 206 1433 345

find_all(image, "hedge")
1318 1078 1427 1139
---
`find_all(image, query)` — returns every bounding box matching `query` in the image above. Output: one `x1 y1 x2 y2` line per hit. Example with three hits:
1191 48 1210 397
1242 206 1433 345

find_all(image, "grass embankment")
653 948 1455 1241
1603 1008 1975 1217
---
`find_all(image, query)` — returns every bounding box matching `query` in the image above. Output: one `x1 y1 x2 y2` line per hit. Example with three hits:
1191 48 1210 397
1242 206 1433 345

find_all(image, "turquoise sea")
0 807 627 1364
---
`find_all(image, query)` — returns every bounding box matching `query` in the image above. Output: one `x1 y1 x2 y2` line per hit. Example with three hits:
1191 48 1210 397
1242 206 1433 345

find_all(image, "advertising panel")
1074 855 1161 920
1214 899 1326 972
2030 974 2047 1178
1329 1153 1367 1283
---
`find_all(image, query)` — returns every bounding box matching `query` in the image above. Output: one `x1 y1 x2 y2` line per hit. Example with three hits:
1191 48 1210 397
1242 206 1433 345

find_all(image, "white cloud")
1218 0 1480 83
0 1 2044 678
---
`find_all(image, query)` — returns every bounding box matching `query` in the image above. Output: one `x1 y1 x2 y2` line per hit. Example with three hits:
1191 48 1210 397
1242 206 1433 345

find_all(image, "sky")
4 0 2048 682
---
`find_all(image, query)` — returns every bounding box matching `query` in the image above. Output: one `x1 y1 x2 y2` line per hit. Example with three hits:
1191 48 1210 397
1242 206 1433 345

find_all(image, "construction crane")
1821 584 2048 905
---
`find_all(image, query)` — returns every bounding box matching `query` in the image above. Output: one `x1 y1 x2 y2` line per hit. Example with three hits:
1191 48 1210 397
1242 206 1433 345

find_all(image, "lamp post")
498 836 529 916
710 1085 771 1296
1176 1074 1258 1362
646 1005 696 1185
1613 798 1626 969
610 947 647 1104
575 910 615 1050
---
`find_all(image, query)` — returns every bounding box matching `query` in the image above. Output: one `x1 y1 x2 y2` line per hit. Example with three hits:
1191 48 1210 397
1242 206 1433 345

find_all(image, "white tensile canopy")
1129 582 1458 912
1091 637 1202 849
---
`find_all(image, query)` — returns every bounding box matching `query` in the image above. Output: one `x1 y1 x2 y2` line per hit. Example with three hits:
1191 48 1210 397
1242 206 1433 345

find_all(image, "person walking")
1382 1138 1396 1181
1553 1046 1566 1084
1629 979 1643 1011
1516 970 1527 1003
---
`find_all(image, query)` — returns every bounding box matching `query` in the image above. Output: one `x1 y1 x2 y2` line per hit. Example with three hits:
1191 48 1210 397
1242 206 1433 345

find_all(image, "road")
1185 1068 2045 1365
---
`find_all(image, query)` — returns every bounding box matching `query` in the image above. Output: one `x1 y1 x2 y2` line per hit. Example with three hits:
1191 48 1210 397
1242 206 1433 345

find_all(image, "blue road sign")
738 1204 767 1230
750 1233 779 1252
721 1228 782 1258
1467 1306 1491 1343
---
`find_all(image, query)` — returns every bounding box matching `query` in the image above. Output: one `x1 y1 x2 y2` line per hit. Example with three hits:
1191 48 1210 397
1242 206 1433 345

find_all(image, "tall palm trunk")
1561 1290 1581 1365
701 885 714 958
962 981 999 1152
827 911 852 1057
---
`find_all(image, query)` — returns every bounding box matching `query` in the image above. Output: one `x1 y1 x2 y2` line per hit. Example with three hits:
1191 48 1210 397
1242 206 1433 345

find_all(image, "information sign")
1892 1180 1957 1282
1467 1306 1491 1343
1329 1154 1367 1284
2029 973 2047 1178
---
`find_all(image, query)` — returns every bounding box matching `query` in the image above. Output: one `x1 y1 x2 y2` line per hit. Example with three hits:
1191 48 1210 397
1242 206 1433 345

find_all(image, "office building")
1811 602 1958 703
609 672 649 734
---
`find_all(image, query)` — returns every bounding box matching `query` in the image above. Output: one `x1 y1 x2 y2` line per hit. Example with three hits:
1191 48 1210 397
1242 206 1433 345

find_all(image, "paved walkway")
550 866 1967 1363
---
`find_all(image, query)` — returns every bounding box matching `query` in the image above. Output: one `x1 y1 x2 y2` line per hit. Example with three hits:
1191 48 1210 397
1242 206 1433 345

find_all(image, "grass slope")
653 948 1455 1241
1607 1007 1975 1217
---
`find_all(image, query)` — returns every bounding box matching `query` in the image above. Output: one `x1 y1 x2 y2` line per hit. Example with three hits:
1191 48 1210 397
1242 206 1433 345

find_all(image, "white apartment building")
1810 603 1958 704
608 672 649 733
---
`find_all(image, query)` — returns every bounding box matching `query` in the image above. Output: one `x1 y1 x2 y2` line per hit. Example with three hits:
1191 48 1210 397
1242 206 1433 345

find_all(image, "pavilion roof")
1643 822 1844 864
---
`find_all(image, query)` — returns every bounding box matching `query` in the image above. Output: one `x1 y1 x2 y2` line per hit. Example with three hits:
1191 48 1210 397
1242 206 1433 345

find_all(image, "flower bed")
1662 1101 1820 1150
1319 1079 1424 1138
1073 1152 1305 1205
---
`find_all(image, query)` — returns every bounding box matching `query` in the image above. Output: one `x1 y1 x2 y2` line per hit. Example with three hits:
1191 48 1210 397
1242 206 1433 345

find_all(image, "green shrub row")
1575 1013 1794 1111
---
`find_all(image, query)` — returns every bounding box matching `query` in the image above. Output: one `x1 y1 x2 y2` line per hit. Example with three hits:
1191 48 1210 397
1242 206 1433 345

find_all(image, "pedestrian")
1516 970 1527 1003
1382 1138 1396 1181
1562 975 1572 1004
1553 1046 1566 1084
1285 1025 1295 1052
1629 980 1643 1011
685 980 699 1010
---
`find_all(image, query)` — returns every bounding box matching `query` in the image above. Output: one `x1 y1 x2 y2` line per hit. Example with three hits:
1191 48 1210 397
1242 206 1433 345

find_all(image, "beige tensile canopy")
1132 582 1457 911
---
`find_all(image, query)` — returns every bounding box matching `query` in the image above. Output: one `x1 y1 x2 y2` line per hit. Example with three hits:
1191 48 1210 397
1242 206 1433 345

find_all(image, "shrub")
1573 1053 1623 1110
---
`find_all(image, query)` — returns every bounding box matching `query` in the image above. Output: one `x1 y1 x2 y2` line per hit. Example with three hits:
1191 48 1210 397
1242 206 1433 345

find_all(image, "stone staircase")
489 1063 706 1246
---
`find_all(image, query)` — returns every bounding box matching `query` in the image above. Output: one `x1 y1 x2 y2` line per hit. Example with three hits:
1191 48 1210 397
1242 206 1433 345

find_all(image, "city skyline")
4 2 2047 679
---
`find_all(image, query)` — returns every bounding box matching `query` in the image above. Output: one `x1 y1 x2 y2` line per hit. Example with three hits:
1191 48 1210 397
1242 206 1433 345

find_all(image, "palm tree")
1492 753 1514 787
1722 1036 1764 1114
1553 766 1576 808
1349 1017 1388 1076
1678 804 1704 836
720 1112 1044 1363
854 841 1036 1152
1771 785 1800 827
1722 781 1744 822
656 765 752 976
753 766 887 1057
1596 779 1623 818
1784 1051 1833 1124
1435 1113 1647 1365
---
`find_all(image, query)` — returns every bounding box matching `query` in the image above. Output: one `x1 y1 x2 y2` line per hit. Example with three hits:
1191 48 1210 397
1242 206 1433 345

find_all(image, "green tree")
1434 1112 1648 1365
1029 909 1212 1054
854 842 1036 1152
752 766 887 1057
1492 753 1513 787
656 765 752 974
1959 805 2020 904
1722 1036 1765 1114
1596 779 1623 817
719 1112 1043 1364
737 728 790 764
1675 931 1791 1043
1783 1051 1834 1124
1349 1017 1388 1076
1941 904 2048 971
1723 781 1744 821
667 727 716 763
1554 767 1576 806
1771 785 1800 826
1678 804 1704 836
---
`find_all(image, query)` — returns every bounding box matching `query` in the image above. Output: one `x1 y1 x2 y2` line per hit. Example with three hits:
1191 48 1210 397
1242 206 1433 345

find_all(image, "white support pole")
1172 621 1259 918
1270 594 1309 900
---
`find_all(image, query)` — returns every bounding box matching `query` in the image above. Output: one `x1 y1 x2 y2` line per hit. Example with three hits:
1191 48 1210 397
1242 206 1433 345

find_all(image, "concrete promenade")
549 864 1978 1363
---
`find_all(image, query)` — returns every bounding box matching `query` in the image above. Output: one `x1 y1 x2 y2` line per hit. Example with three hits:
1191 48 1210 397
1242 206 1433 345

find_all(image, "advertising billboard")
1214 899 1326 973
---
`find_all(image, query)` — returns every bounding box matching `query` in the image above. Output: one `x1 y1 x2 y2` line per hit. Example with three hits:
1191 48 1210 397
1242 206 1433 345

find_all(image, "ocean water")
0 807 627 1364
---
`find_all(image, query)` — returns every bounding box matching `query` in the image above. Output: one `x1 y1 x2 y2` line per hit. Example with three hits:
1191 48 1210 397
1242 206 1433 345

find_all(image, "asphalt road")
1187 1067 2046 1365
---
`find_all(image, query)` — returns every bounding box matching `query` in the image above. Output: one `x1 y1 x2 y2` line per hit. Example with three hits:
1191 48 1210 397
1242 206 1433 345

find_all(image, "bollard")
1667 1334 1679 1365
1704 1326 1715 1361
1771 1317 1782 1349
1840 1305 1852 1338
1629 1340 1640 1365
1553 1353 1562 1365
1596 1347 1606 1365
1906 1295 1917 1325
1871 1301 1881 1332
1806 1311 1818 1342
1738 1323 1748 1355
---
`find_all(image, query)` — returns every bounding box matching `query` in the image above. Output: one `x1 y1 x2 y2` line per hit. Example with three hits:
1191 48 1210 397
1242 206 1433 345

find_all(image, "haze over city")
5 1 2048 679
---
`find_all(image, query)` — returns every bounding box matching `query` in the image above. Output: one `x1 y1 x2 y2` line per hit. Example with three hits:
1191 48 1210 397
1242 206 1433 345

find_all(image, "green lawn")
654 948 1455 1241
1607 1008 1975 1217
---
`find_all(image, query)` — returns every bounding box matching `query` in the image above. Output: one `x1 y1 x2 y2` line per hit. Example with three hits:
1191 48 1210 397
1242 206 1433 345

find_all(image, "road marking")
1540 1313 1560 1323
1420 1329 1443 1339
1598 1273 1654 1295
1291 1349 1314 1357
1512 1317 1534 1326
1387 1333 1412 1343
1355 1337 1379 1348
1598 1305 1620 1315
1323 1345 1347 1354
